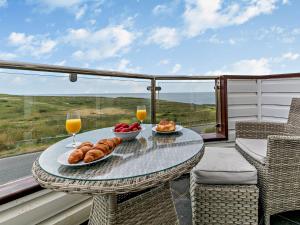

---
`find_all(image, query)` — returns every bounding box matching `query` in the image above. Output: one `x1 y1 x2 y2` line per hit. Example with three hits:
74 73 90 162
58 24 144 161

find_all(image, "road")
0 152 40 185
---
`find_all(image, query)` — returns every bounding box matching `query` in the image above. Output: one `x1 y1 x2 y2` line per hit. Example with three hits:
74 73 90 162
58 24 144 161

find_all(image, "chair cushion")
236 138 267 165
192 147 257 185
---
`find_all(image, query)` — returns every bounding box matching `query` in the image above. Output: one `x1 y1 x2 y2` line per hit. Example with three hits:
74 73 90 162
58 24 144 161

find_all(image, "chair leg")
264 214 270 225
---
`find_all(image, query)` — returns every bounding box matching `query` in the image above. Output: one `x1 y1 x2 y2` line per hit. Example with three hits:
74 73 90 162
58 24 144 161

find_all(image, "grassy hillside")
0 94 215 158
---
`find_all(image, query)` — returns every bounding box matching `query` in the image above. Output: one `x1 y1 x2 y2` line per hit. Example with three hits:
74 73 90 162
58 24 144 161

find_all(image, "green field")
0 94 216 158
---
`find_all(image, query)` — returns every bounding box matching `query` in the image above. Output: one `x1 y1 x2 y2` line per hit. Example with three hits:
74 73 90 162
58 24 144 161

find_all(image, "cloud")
116 59 141 73
183 0 278 38
152 4 171 15
208 58 271 75
146 27 180 49
282 0 289 4
0 0 7 7
8 32 57 57
272 52 300 62
256 25 300 43
159 59 170 65
27 0 103 20
171 64 182 74
29 0 82 9
0 52 17 60
152 0 180 16
65 26 136 61
54 60 66 66
75 4 87 20
281 52 299 61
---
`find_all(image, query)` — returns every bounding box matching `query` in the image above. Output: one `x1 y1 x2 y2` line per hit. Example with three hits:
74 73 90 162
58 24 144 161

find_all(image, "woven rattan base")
88 182 179 225
190 174 259 225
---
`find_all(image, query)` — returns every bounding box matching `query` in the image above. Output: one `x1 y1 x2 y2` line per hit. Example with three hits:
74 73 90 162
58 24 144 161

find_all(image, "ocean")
73 92 215 105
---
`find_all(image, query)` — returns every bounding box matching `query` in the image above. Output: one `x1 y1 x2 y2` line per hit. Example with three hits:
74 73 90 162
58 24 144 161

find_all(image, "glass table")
32 124 204 225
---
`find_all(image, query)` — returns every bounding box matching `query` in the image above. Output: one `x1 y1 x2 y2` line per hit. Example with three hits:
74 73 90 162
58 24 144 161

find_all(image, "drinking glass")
136 105 147 124
65 111 82 148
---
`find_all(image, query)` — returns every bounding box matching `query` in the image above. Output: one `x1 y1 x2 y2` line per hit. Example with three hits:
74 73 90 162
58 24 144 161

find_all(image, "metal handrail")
0 60 219 80
0 60 154 79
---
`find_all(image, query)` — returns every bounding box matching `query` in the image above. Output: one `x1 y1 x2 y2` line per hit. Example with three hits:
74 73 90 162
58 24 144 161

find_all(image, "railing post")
151 78 156 124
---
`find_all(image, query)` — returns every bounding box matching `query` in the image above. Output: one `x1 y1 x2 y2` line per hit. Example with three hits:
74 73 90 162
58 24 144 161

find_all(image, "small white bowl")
113 127 143 141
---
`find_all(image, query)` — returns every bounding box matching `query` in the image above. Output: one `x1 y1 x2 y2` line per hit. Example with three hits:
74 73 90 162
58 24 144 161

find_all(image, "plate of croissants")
152 120 183 134
57 137 122 166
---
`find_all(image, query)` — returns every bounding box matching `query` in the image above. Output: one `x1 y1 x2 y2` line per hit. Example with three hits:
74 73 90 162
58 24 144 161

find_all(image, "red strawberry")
131 122 140 128
133 127 138 131
123 128 130 132
128 125 135 130
115 123 125 129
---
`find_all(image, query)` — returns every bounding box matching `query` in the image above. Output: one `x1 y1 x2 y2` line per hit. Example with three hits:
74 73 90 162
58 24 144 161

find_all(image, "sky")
0 0 300 94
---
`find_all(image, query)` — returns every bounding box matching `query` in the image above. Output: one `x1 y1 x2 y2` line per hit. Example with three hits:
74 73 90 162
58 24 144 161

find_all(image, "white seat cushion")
192 147 257 185
236 138 267 165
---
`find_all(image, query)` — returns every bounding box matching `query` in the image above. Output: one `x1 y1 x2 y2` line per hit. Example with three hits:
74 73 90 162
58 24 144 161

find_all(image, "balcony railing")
0 60 227 160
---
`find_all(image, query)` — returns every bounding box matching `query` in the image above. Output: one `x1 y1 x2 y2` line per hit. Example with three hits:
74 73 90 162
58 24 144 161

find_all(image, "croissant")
93 143 110 154
112 137 122 145
77 141 93 149
68 149 84 164
67 145 93 164
98 139 115 150
84 149 105 163
80 145 93 154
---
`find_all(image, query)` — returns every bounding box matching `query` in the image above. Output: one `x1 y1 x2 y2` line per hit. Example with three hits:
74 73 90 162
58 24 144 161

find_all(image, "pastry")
156 120 176 132
79 145 93 154
114 137 122 145
84 149 105 163
67 137 123 164
68 149 85 164
67 145 93 164
98 139 115 150
93 143 110 155
77 141 93 149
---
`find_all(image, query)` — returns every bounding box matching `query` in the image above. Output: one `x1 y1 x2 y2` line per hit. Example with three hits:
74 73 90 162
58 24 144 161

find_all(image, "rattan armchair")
235 98 300 225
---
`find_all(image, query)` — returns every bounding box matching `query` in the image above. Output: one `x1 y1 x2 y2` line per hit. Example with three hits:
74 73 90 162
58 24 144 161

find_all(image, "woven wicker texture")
236 98 300 225
88 183 179 225
190 169 258 225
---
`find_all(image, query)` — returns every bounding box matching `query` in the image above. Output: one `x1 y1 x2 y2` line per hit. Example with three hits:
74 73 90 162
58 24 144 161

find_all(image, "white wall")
227 79 259 140
227 78 300 140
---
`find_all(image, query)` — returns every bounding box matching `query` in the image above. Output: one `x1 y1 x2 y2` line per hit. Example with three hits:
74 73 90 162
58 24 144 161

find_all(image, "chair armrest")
235 121 286 139
265 135 300 186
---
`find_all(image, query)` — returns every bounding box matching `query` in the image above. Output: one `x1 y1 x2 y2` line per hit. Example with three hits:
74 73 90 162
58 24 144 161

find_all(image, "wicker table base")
88 182 179 225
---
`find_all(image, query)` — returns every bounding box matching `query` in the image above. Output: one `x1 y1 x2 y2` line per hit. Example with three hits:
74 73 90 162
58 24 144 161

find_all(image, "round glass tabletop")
38 124 204 181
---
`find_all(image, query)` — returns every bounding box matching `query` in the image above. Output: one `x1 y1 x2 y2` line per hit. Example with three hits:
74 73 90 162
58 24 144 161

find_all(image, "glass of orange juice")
66 111 82 148
136 105 147 124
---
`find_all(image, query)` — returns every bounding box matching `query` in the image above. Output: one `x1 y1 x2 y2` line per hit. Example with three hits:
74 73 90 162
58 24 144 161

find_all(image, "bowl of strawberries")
113 122 143 141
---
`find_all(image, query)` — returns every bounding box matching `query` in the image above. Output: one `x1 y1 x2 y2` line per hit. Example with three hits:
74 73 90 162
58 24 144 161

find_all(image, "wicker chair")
235 98 300 225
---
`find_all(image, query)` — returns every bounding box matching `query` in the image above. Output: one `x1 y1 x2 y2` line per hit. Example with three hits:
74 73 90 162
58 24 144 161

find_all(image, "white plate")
57 149 114 167
152 125 183 134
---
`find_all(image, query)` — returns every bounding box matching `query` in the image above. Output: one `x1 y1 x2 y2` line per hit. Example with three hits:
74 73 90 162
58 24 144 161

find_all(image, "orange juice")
66 119 81 134
136 109 147 121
